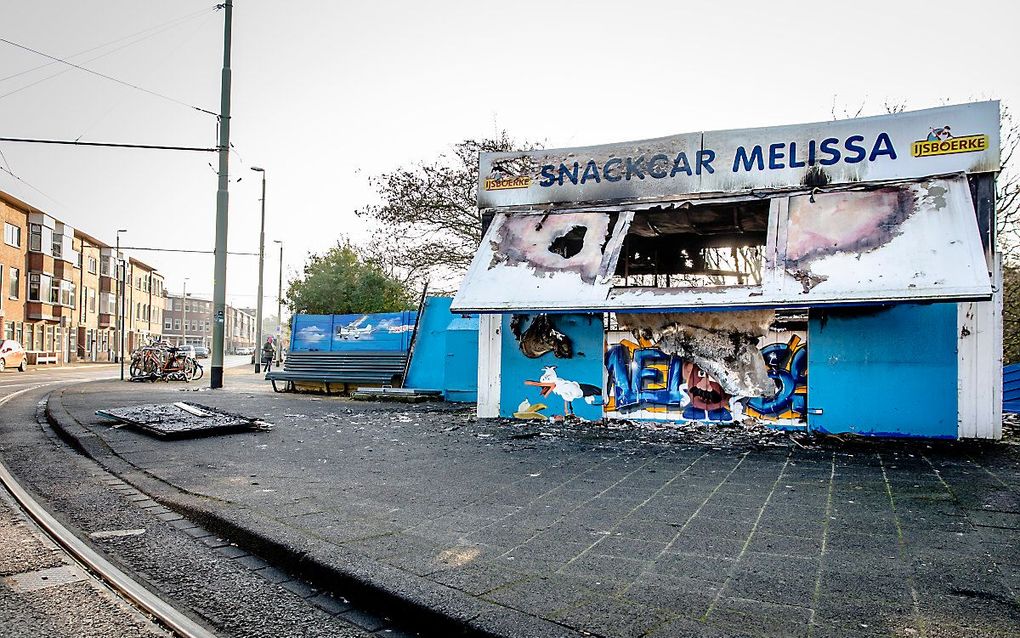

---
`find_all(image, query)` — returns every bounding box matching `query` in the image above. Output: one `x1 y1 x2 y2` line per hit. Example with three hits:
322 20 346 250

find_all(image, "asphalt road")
0 362 376 638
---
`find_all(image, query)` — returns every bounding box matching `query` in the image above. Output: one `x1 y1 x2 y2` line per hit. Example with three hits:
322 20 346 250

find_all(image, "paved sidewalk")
49 380 1020 638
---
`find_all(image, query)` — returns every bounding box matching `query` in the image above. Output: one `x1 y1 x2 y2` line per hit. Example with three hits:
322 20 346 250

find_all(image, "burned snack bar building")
452 102 1003 439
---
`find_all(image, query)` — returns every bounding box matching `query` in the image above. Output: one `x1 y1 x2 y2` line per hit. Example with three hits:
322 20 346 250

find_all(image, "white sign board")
478 102 1000 209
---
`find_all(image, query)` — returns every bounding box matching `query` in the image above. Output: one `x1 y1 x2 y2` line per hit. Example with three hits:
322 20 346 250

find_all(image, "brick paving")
53 379 1020 638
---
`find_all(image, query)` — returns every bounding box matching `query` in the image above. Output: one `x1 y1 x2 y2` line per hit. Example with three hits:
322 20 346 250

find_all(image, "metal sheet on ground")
95 402 269 438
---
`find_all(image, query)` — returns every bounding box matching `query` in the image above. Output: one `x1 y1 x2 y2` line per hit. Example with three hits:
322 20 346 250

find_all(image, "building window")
89 288 96 313
165 320 172 330
88 257 97 274
29 224 41 252
3 322 11 340
49 279 60 304
28 224 52 255
4 223 20 248
99 293 115 315
9 267 19 299
60 281 75 307
174 319 181 330
52 236 62 258
28 273 40 301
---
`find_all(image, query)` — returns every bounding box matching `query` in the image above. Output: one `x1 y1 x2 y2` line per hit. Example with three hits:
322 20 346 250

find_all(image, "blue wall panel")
290 315 333 352
291 312 416 353
404 298 449 391
808 304 958 438
500 313 603 420
1004 363 1020 414
403 297 478 402
444 313 478 402
330 312 416 352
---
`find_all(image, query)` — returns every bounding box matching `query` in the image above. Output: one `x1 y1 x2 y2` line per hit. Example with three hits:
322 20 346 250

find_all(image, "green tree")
286 241 413 315
356 131 540 289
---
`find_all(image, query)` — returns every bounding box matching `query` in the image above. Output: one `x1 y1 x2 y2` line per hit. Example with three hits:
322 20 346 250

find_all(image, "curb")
45 383 584 638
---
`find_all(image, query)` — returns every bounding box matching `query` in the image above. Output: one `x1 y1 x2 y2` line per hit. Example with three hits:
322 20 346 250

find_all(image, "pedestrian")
261 337 276 372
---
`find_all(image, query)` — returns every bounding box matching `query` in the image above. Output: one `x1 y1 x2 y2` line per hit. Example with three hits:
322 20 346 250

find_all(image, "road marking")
89 528 147 540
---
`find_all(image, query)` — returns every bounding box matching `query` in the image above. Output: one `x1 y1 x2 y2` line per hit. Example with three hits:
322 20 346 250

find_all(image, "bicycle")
129 341 203 382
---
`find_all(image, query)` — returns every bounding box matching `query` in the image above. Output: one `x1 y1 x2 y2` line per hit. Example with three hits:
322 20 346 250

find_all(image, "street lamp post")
115 229 127 380
273 239 283 366
251 166 266 372
181 278 189 347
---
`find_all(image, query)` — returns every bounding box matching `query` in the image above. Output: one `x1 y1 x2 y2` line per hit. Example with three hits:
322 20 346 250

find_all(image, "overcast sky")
1 0 1018 309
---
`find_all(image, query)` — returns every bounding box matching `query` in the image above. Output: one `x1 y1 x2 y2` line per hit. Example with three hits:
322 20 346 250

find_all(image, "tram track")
0 381 217 638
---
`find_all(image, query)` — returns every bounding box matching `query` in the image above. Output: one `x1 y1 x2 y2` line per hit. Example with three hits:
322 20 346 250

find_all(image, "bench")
28 352 58 365
265 351 408 394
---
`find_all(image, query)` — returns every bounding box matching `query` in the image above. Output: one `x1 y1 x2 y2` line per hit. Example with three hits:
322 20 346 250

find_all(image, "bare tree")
997 106 1020 264
356 131 540 291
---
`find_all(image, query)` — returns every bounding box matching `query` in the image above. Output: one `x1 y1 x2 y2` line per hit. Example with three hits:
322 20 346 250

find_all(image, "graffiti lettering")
746 335 807 421
605 333 808 424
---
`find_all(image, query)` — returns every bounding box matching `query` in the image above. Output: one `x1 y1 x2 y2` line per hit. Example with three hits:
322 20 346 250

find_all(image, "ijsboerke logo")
911 125 988 158
484 175 531 191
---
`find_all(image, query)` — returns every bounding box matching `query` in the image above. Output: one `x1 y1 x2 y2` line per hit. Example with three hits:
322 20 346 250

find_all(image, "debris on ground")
493 415 804 450
96 402 272 439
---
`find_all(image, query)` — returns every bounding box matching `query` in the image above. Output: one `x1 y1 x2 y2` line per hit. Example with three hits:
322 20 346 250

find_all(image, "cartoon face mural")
681 361 732 421
605 330 807 424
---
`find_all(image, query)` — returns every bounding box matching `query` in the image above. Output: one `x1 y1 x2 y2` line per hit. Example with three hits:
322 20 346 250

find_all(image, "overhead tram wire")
0 6 216 85
0 164 69 209
72 12 219 143
118 246 258 256
0 11 217 104
0 138 215 152
0 37 218 116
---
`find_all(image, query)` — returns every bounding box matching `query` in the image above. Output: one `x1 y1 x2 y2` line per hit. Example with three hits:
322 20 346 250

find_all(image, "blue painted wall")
500 313 604 420
444 313 478 402
1004 363 1020 414
291 312 416 353
807 303 958 438
404 297 478 402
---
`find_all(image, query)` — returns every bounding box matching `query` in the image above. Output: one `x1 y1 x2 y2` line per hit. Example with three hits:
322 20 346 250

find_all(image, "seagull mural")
524 366 602 418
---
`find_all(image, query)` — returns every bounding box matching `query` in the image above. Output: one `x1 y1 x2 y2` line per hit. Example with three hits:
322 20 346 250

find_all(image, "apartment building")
0 192 27 349
0 187 171 366
74 230 120 361
163 294 255 353
125 258 164 352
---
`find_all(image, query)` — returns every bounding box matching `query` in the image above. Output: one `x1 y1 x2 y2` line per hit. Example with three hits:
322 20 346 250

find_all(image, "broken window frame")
452 175 992 313
611 199 772 291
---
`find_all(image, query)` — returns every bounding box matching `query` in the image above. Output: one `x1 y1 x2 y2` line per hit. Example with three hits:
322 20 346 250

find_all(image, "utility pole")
210 0 232 389
273 239 283 366
251 166 266 372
